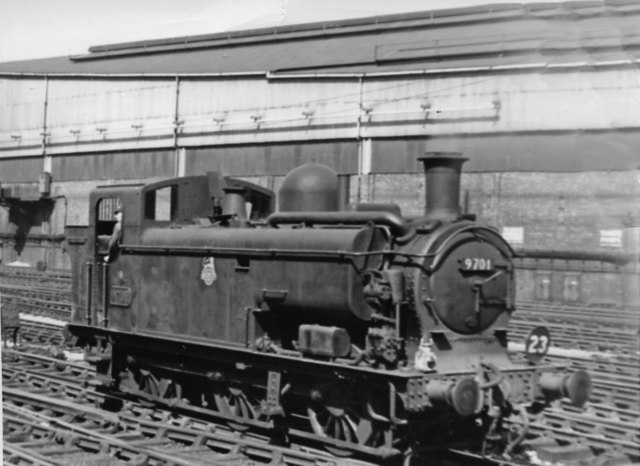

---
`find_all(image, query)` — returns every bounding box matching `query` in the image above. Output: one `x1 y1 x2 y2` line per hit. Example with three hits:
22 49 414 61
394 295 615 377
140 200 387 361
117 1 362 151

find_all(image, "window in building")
599 229 622 248
502 226 524 247
562 273 581 303
534 272 552 301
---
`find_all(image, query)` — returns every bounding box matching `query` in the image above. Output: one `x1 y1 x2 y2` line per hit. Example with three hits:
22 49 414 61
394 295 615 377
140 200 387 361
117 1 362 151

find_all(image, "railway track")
516 301 639 330
3 268 640 465
509 320 639 354
0 281 71 299
508 348 640 412
3 349 376 466
521 410 639 464
0 265 71 286
1 315 68 350
0 283 71 303
1 294 73 321
15 317 68 346
4 347 639 465
4 389 372 466
1 266 73 324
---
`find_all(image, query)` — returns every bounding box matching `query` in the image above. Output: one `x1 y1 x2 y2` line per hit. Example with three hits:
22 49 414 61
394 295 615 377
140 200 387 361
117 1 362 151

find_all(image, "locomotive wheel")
215 388 257 419
307 402 388 456
137 370 161 396
213 387 261 431
158 378 183 403
128 369 183 404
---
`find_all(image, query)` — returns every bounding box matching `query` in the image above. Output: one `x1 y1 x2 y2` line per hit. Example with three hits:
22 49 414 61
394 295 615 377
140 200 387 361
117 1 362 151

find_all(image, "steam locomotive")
67 153 591 461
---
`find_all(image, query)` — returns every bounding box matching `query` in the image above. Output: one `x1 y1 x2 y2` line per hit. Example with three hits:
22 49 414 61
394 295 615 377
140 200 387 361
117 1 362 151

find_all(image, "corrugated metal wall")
53 150 175 181
187 141 358 176
47 79 177 154
0 157 44 182
178 78 362 146
358 70 639 138
2 67 638 163
0 79 47 156
47 80 175 129
371 131 640 173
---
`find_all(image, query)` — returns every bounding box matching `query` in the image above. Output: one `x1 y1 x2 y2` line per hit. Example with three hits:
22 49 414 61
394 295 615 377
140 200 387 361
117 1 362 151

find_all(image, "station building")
0 1 638 305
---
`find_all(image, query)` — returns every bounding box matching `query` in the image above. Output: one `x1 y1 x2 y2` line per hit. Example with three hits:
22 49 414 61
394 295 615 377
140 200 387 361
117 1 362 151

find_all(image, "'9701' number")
461 257 494 271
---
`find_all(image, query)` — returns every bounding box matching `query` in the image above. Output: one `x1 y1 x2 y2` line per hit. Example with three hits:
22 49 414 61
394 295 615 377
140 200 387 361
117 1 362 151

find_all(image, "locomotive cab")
75 175 269 328
88 177 212 258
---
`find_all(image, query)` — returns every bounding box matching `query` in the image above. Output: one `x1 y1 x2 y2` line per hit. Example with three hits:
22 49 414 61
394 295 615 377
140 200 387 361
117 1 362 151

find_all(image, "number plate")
460 257 494 271
524 326 551 363
109 286 132 307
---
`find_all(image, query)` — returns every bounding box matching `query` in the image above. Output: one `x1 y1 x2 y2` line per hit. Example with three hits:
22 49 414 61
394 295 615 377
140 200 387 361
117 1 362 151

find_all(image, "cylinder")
425 377 479 416
418 152 468 221
539 370 591 406
222 187 248 223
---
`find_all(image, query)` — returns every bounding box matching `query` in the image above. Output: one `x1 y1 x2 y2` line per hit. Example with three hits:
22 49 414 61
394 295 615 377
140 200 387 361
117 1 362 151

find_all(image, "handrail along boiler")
67 153 591 460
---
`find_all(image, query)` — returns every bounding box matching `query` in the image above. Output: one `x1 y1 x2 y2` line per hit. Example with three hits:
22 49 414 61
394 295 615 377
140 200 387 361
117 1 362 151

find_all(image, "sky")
1 0 572 63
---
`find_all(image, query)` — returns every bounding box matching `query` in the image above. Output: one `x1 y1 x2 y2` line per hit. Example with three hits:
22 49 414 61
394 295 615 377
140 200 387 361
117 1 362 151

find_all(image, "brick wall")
1 169 636 269
363 171 639 252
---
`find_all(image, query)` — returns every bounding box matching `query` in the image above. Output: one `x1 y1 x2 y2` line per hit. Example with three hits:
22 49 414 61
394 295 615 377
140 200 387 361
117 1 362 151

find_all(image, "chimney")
418 152 468 221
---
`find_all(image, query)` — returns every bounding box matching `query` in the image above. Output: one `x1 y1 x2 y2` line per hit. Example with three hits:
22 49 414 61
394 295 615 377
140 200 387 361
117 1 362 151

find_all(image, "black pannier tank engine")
67 154 591 459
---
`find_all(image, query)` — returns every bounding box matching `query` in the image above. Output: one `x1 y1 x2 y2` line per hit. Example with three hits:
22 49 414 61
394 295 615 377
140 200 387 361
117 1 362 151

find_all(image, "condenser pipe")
266 211 416 244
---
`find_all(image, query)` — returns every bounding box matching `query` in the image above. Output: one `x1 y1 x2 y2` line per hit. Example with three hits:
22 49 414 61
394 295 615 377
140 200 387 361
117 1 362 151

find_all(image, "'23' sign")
524 326 551 363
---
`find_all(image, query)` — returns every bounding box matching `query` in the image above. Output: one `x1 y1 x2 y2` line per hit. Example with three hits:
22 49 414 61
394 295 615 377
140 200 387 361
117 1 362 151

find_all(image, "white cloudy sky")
1 0 573 63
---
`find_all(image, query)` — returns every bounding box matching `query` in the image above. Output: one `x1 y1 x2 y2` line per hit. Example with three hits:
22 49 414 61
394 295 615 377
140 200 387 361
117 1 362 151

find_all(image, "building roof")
1 1 639 75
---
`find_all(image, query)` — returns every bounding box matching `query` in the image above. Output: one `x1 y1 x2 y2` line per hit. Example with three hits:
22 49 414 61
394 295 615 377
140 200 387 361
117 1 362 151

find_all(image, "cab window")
145 185 177 221
96 197 121 253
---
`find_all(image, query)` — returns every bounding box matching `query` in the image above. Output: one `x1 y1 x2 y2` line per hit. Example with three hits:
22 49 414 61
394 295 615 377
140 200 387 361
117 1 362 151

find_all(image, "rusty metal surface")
115 225 387 339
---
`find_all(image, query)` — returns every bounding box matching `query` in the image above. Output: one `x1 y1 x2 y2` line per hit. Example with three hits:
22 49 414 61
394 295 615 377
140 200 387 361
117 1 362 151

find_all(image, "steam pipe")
348 202 402 217
337 174 350 210
85 261 93 325
101 262 109 327
515 248 631 265
266 211 416 244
